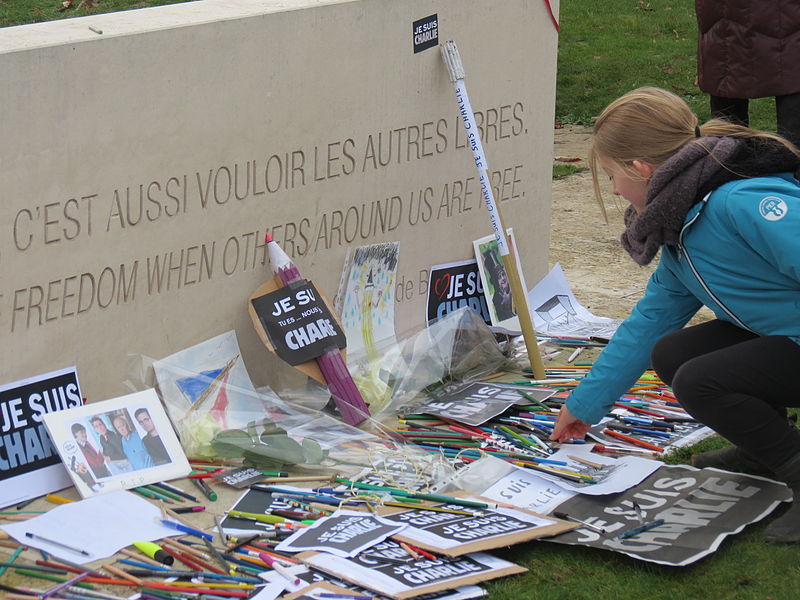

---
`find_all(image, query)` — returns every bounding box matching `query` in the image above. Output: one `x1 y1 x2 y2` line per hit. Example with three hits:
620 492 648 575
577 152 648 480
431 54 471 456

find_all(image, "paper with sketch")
0 489 179 562
339 242 400 359
152 330 271 457
527 263 621 339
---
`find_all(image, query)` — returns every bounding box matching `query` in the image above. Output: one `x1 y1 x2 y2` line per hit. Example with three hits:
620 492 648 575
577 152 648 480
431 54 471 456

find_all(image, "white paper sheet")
532 444 662 495
527 263 621 339
0 489 181 562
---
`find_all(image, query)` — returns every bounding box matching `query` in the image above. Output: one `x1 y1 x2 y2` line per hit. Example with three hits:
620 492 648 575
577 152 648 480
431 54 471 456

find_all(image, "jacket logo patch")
759 196 788 221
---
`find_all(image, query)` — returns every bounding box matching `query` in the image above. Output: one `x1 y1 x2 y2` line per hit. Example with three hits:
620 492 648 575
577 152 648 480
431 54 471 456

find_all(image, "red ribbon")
543 0 560 32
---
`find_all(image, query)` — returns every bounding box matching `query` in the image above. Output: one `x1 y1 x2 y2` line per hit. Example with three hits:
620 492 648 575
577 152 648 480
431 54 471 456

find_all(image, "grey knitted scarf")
620 136 800 266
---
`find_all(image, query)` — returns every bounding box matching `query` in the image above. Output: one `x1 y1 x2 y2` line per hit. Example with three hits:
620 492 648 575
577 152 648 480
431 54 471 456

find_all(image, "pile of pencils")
392 365 698 478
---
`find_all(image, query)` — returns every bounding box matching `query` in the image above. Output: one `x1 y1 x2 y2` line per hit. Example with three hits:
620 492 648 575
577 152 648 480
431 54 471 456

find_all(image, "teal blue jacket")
567 173 800 425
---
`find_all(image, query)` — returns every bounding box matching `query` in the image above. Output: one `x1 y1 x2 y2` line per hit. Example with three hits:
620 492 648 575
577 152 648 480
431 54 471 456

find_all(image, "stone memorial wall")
0 0 559 398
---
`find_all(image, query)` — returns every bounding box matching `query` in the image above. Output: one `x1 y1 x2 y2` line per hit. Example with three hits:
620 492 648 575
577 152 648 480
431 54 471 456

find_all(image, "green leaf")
302 437 326 463
210 429 253 458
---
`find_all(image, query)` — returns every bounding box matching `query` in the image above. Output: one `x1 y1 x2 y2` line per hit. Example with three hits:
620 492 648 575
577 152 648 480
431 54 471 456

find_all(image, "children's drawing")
340 242 399 360
153 331 265 456
174 356 239 429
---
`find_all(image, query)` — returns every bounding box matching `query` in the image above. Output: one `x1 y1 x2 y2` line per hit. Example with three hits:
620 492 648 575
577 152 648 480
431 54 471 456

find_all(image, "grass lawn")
0 0 195 27
1 2 794 599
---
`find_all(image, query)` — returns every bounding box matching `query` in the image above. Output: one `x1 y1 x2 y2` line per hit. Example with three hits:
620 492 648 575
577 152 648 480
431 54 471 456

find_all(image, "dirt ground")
548 125 656 321
547 125 717 332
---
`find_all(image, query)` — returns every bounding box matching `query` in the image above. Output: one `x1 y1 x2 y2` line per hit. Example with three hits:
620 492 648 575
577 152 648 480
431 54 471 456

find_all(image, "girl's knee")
670 359 712 413
650 332 681 385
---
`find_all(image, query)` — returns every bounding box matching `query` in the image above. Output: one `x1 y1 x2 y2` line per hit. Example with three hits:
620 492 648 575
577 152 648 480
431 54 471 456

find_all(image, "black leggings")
650 320 800 470
710 93 800 148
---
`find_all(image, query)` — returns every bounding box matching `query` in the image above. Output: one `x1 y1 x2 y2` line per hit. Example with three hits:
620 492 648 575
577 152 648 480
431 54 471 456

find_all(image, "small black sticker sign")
413 14 438 53
417 382 522 426
427 260 491 326
251 279 346 366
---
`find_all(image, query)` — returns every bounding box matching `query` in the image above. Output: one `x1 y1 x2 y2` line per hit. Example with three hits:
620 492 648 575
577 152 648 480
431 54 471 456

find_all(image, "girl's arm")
563 260 701 427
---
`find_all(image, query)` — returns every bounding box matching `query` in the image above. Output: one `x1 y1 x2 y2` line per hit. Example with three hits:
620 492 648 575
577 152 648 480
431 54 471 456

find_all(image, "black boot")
692 445 772 476
763 453 800 544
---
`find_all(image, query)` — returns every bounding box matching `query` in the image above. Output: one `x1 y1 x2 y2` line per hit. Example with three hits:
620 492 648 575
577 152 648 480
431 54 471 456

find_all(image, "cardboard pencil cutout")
249 233 370 426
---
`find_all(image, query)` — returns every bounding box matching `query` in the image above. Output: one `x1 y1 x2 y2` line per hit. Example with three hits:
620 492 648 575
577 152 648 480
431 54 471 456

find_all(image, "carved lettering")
10 261 138 331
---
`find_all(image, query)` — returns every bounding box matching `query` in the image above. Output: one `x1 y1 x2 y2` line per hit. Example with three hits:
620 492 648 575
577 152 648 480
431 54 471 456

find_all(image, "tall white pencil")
440 40 546 379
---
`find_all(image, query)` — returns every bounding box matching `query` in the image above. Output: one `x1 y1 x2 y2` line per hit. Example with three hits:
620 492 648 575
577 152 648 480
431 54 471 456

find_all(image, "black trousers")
710 93 800 148
650 320 800 470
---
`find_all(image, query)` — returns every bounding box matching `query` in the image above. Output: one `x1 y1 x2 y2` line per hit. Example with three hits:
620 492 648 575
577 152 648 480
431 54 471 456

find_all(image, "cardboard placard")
249 276 346 385
376 500 574 556
426 260 491 326
545 464 792 566
297 543 525 600
282 581 380 600
0 367 83 508
251 279 346 366
277 510 408 557
416 382 524 426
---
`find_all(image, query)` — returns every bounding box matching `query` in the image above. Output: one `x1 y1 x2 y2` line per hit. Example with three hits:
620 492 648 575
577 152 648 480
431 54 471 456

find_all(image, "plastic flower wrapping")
122 308 509 485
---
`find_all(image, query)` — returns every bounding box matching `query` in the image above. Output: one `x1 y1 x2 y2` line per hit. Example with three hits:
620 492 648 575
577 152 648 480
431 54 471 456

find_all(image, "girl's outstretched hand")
550 405 591 442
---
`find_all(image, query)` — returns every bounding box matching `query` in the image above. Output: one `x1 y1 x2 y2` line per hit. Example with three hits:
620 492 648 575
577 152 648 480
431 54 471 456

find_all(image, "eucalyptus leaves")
210 418 326 469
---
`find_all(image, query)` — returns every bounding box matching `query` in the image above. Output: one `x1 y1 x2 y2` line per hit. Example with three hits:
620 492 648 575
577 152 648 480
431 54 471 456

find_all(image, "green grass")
553 163 588 179
482 433 800 600
1 2 795 598
556 0 776 132
0 0 194 28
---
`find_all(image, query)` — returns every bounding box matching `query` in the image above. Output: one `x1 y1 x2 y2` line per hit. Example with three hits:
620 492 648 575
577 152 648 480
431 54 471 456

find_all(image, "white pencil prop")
440 40 546 379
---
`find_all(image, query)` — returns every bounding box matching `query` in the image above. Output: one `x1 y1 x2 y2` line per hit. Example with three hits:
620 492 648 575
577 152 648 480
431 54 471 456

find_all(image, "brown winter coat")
696 0 800 99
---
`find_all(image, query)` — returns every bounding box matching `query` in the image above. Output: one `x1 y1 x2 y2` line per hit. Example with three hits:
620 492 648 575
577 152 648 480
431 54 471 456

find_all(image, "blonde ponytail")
589 87 799 219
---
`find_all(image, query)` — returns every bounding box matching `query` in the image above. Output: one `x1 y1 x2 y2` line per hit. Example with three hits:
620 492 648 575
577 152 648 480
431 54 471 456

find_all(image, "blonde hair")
589 86 799 220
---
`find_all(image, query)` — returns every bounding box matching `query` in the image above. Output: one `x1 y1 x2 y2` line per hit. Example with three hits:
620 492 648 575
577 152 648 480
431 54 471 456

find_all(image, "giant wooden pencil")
265 233 370 426
440 40 546 379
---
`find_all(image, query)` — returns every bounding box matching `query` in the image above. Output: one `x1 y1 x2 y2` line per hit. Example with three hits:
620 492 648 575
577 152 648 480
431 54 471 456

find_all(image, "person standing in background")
695 1 800 147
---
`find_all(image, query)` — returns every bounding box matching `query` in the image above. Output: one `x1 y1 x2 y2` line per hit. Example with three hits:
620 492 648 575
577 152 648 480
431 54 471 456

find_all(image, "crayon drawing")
153 331 265 450
340 242 399 360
